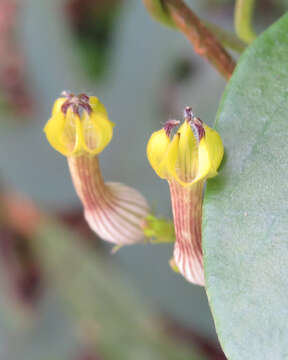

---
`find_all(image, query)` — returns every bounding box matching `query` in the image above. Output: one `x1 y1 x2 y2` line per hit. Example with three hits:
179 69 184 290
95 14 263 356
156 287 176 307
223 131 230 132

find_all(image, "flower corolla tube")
44 92 149 245
147 107 224 285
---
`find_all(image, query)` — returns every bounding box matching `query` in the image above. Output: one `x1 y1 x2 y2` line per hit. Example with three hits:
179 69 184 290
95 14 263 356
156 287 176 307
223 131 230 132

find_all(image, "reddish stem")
163 0 236 79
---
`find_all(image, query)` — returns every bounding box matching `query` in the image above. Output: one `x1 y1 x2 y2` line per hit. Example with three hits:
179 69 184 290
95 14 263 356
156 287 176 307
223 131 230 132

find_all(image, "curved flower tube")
147 107 224 285
44 92 149 245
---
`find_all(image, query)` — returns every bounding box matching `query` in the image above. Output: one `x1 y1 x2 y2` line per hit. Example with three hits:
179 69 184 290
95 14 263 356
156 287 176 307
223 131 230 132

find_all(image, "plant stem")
203 21 246 54
234 0 257 44
143 214 175 243
162 0 236 80
143 0 246 54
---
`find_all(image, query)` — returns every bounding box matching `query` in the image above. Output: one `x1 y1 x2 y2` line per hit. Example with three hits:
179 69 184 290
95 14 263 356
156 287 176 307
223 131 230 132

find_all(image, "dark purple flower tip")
78 93 90 102
192 116 205 141
184 106 194 122
164 119 180 136
60 92 92 116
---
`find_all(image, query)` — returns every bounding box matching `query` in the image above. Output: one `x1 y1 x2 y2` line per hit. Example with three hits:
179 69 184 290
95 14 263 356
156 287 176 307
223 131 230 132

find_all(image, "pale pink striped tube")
68 155 149 245
169 180 204 286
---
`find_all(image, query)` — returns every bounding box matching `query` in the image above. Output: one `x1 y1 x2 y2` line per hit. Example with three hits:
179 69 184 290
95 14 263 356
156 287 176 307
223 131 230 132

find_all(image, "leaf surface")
203 14 288 360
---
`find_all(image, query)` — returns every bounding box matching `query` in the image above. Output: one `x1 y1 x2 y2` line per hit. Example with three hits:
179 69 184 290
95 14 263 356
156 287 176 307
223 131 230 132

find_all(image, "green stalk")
203 21 246 54
234 0 257 44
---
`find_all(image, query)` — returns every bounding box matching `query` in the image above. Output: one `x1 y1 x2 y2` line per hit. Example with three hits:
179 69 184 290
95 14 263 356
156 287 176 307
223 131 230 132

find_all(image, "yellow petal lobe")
51 97 66 116
200 124 224 178
177 121 198 181
89 96 108 116
44 111 71 156
146 129 171 179
82 111 114 155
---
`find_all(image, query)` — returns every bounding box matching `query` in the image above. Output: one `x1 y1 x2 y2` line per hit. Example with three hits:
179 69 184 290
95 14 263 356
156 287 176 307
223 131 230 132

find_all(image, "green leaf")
203 14 288 360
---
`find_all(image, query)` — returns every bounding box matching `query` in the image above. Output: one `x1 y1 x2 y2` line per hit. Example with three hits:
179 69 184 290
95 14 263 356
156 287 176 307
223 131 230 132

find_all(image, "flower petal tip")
147 108 224 186
44 92 114 156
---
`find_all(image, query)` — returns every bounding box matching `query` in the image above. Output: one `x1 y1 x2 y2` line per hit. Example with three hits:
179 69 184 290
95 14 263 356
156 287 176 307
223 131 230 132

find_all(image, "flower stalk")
143 214 175 243
234 0 257 44
143 0 236 79
143 0 246 54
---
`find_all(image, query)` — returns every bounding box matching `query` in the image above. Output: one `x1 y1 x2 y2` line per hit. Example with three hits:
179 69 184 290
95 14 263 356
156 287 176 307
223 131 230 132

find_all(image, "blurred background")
0 0 284 359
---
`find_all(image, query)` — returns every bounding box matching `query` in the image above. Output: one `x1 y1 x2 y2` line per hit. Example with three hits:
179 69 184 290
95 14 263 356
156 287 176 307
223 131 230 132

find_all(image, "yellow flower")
147 107 223 187
44 92 114 156
44 92 149 245
147 107 223 285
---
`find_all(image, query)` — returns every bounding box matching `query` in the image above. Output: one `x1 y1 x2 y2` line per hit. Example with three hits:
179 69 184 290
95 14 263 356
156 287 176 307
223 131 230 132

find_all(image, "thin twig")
143 0 246 55
234 0 257 44
162 0 236 80
203 21 246 54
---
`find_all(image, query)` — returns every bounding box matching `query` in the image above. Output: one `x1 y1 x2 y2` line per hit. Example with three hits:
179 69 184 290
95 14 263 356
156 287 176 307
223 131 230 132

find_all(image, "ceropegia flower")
44 92 149 245
147 107 223 285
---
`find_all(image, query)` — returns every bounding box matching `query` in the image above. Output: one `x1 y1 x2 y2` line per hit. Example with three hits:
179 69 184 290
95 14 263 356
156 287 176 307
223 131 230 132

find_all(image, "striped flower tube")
146 107 223 285
44 92 149 245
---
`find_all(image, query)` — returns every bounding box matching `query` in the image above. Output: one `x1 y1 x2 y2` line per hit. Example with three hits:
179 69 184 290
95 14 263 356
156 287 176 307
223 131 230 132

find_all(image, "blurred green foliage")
67 0 123 79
